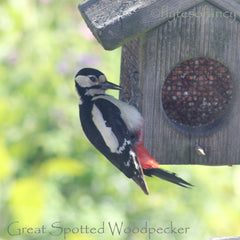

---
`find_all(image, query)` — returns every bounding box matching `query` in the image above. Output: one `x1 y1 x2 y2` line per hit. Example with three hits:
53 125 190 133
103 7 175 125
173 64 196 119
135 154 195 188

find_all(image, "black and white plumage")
75 68 192 195
75 68 149 194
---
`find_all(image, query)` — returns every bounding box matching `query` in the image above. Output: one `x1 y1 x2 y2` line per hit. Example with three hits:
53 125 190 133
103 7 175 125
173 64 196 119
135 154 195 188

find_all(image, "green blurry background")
1 0 240 239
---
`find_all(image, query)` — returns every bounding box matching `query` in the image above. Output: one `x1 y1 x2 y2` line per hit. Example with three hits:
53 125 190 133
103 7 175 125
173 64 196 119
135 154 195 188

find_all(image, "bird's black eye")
89 76 97 82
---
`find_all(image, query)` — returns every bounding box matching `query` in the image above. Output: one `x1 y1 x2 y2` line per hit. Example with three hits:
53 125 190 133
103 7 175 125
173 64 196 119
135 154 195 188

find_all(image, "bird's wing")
93 98 132 155
92 98 148 193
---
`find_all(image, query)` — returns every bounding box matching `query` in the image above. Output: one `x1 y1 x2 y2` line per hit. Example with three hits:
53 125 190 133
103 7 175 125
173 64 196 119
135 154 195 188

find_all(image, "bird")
74 67 192 195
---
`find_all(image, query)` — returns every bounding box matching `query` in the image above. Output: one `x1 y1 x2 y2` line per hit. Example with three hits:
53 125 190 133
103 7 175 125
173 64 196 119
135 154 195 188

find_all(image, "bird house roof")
79 0 240 50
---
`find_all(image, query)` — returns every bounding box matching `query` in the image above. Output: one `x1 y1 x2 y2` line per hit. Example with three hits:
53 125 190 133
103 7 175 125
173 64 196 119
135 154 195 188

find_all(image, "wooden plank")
139 25 191 164
79 0 204 50
79 0 240 50
185 4 240 165
119 37 141 108
207 0 240 19
139 29 159 159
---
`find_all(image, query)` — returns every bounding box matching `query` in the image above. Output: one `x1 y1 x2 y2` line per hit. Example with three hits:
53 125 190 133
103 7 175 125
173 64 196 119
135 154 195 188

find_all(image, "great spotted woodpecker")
75 68 192 195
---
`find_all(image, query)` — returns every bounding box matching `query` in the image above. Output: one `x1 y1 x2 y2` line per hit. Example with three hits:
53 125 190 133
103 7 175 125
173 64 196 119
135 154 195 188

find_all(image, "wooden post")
119 37 141 109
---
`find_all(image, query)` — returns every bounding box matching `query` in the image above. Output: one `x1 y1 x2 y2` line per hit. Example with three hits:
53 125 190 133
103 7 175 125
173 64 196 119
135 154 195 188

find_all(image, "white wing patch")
117 138 130 154
92 95 144 132
130 150 140 170
92 104 120 153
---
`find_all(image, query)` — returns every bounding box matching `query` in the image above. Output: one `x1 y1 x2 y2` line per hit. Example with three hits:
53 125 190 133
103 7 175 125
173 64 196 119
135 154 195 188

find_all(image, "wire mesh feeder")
162 57 234 132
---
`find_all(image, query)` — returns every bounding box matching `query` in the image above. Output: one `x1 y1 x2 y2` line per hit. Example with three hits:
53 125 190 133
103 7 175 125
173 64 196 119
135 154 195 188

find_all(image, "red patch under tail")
135 140 159 170
134 132 192 188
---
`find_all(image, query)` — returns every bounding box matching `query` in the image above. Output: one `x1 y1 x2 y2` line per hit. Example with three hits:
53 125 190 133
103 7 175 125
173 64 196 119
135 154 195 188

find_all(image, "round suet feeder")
162 57 234 133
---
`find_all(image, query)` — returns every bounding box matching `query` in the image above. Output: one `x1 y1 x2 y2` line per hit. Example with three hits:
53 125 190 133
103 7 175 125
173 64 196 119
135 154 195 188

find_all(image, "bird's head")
75 68 122 103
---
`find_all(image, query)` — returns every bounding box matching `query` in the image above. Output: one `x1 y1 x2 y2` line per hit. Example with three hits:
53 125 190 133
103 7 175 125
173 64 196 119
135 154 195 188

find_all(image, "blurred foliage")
0 0 240 240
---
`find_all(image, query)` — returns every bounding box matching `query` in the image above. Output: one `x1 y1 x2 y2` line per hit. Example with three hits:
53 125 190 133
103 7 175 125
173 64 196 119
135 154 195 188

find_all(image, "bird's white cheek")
92 104 119 153
75 75 92 87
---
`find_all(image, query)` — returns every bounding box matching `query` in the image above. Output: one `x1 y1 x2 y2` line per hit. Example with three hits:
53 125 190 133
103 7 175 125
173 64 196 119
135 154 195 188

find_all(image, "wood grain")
80 0 240 165
79 0 204 49
79 0 240 50
121 3 240 165
119 37 141 108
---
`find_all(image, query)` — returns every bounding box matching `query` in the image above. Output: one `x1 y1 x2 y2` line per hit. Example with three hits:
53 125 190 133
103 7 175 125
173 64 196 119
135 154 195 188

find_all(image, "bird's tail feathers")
129 149 149 195
132 174 149 195
143 168 193 188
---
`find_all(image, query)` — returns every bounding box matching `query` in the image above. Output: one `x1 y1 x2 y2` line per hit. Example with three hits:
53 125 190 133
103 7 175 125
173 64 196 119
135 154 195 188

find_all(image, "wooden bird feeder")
79 0 240 166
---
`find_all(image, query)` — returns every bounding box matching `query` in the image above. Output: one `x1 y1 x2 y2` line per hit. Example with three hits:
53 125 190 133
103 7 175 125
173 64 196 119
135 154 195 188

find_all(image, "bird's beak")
101 81 123 91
